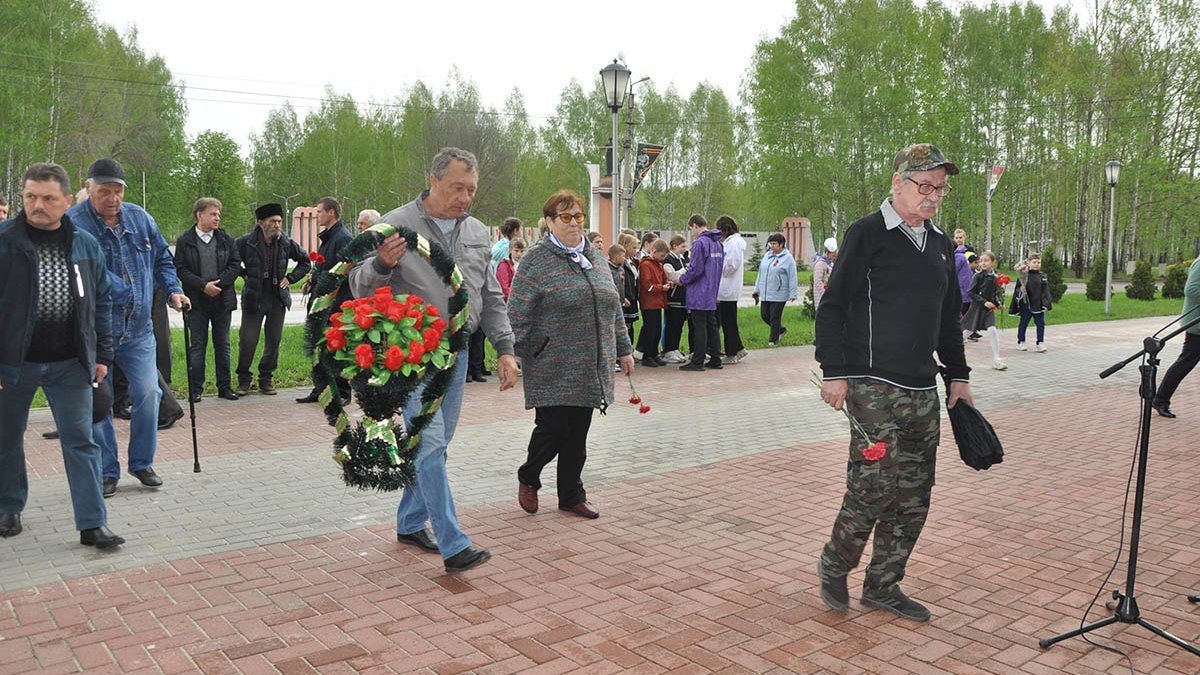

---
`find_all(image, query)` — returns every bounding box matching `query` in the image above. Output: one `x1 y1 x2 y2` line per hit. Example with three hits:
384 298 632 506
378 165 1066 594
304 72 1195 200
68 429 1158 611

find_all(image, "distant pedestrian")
1152 258 1200 419
618 233 640 344
297 197 353 404
357 208 381 233
1010 253 1051 353
961 251 1006 370
636 238 672 366
636 232 658 260
953 228 971 316
660 234 689 363
678 214 724 371
492 216 522 272
812 237 837 311
716 215 747 364
753 233 797 345
496 238 526 301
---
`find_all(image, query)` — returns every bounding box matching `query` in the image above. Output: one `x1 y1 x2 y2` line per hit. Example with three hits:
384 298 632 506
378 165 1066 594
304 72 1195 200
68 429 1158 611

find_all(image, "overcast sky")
90 0 1096 154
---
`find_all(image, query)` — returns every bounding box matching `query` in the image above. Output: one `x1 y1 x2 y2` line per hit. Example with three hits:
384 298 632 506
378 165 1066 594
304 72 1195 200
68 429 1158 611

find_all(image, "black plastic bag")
941 368 1004 470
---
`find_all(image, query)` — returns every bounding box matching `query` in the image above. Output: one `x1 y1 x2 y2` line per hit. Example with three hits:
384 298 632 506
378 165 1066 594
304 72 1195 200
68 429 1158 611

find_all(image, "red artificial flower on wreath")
353 312 375 329
375 286 393 297
406 295 424 305
385 304 406 322
325 327 347 351
405 340 425 364
431 318 446 332
862 442 887 461
423 328 440 352
425 304 439 317
354 344 375 368
341 299 355 310
406 308 422 320
330 312 346 328
383 345 405 371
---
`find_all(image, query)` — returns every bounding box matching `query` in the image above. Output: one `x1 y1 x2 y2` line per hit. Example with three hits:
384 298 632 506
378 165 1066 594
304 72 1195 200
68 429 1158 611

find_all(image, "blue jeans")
96 332 161 478
396 351 471 560
0 360 107 530
1016 308 1046 344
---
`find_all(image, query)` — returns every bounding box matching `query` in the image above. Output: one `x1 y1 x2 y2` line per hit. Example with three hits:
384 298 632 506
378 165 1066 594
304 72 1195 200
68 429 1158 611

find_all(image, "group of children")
603 231 692 366
955 227 1052 371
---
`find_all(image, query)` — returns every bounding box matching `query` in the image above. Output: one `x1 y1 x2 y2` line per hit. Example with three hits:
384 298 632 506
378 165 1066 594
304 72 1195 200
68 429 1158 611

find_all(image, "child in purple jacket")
675 214 724 371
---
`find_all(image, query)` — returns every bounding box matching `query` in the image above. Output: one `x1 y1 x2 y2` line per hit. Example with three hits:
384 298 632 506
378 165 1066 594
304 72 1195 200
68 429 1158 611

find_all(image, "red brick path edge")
3 386 1200 673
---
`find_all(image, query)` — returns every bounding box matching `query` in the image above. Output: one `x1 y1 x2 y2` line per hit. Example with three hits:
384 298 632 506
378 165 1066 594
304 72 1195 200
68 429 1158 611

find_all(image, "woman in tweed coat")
508 190 635 519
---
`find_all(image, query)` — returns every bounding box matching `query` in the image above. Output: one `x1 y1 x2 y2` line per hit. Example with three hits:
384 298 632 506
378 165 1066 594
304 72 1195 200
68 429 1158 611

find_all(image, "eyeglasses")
905 177 952 196
553 212 586 224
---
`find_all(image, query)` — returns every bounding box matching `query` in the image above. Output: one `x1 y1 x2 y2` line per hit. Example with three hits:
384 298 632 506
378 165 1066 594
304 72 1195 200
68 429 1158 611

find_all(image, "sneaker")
1015 342 1027 351
780 326 788 337
966 334 980 342
817 559 849 613
258 381 277 395
1035 343 1047 353
722 354 738 365
661 350 686 364
705 359 724 370
767 341 777 346
632 349 644 361
992 359 1008 371
861 588 931 622
735 348 749 362
234 382 252 396
680 362 705 372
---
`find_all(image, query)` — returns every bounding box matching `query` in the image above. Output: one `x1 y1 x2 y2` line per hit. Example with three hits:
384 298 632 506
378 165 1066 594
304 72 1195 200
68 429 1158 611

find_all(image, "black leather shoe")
640 358 661 367
129 468 163 488
680 362 705 372
80 526 125 549
471 372 487 383
217 389 239 401
0 512 21 537
480 367 493 376
705 359 724 370
444 546 491 573
189 392 202 403
259 381 277 395
817 559 849 613
42 429 60 440
295 392 320 403
396 528 439 553
158 409 184 430
102 477 118 498
861 587 931 622
1153 403 1177 419
234 382 252 396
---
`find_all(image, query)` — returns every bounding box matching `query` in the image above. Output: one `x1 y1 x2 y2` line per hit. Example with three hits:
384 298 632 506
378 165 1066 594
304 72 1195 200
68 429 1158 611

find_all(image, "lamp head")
1105 160 1123 187
600 59 631 111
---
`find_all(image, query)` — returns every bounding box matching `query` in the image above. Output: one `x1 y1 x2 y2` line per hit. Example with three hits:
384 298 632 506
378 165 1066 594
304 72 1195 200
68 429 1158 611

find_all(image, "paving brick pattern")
3 317 1200 673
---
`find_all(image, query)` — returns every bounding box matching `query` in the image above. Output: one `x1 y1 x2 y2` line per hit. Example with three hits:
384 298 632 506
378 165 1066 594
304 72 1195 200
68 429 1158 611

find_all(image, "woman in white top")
715 215 747 363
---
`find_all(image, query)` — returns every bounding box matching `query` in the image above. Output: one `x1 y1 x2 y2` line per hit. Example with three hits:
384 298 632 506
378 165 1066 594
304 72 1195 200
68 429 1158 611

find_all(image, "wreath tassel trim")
303 222 470 491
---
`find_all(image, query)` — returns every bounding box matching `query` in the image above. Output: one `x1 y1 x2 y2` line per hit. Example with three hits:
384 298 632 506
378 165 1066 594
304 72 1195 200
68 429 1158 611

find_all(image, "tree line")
3 0 1197 274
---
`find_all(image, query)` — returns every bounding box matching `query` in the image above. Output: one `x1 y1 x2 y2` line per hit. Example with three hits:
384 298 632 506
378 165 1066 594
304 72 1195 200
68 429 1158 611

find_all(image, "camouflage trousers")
819 378 940 597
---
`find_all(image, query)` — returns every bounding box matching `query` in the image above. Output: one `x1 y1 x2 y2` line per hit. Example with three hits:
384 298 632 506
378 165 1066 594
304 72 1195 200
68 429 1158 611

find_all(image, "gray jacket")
349 192 515 356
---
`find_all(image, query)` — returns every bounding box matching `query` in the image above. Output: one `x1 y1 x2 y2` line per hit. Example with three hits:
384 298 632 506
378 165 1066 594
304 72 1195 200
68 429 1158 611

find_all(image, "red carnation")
639 405 651 414
354 344 375 368
862 442 887 461
629 396 641 405
405 308 421 320
407 295 424 305
431 318 446 332
406 340 425 364
330 312 346 328
340 299 355 309
309 251 320 261
386 304 405 322
384 345 405 371
353 312 375 329
375 286 393 297
423 328 440 351
425 304 440 317
325 327 347 350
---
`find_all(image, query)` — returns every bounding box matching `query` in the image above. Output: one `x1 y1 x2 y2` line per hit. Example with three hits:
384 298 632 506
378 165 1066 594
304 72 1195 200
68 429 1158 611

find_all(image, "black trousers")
185 302 233 393
687 309 721 365
637 309 663 359
237 298 286 384
467 328 486 376
760 300 786 342
518 406 594 508
664 306 688 353
1155 332 1200 407
718 300 744 356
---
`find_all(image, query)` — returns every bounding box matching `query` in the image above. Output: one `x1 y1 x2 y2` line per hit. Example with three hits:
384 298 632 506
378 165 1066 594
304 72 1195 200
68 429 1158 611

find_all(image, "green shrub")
1040 248 1068 302
801 285 816 319
1162 260 1192 298
1085 256 1109 301
1125 259 1157 300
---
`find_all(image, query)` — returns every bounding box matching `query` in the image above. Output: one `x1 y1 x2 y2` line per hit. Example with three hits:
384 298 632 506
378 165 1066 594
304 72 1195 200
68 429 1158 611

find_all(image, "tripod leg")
1039 615 1121 649
1137 619 1200 657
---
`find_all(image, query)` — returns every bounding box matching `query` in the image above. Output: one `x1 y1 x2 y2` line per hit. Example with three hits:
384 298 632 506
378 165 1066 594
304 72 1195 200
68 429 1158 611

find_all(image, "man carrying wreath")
350 147 517 574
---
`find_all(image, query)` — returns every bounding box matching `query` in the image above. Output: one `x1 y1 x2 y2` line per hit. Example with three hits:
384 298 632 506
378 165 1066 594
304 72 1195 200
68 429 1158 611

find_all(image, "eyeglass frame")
552 212 586 224
905 176 953 196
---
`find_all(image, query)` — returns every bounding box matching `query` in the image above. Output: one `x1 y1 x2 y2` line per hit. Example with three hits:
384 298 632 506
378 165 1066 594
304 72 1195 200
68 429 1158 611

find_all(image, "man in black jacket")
0 162 124 548
814 144 973 622
175 198 242 402
233 203 310 396
297 197 352 404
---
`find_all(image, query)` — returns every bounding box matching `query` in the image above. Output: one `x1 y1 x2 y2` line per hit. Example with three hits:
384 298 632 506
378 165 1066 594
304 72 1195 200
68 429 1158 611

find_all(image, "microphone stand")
1039 313 1200 656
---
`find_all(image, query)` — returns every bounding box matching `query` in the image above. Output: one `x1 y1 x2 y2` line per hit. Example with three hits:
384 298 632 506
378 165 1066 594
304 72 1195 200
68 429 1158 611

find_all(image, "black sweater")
815 207 970 389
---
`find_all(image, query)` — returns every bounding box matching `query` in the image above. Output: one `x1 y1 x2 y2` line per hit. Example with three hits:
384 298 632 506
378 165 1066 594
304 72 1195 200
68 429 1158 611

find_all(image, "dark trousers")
518 406 594 508
664 306 687 353
718 300 743 356
1155 332 1200 407
152 289 172 384
237 299 286 384
467 328 486 376
637 309 663 359
1016 308 1046 345
625 319 637 346
760 300 786 342
186 302 233 393
687 309 721 365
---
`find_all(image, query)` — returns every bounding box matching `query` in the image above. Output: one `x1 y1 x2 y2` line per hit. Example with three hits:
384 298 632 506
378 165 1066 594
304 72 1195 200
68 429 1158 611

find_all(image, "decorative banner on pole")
987 165 1005 202
632 143 665 194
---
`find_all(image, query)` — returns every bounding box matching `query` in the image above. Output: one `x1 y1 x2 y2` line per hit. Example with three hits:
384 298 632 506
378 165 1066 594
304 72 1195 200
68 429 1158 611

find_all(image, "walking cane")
181 307 201 472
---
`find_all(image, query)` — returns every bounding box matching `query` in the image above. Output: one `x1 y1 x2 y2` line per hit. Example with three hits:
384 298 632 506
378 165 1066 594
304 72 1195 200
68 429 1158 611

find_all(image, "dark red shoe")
518 482 538 513
559 501 599 519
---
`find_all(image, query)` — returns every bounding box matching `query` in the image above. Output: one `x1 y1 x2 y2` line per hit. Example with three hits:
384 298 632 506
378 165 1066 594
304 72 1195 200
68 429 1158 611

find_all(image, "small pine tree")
1162 261 1190 298
747 238 765 270
1040 248 1068 302
1125 259 1157 300
801 286 817 319
1085 256 1109 301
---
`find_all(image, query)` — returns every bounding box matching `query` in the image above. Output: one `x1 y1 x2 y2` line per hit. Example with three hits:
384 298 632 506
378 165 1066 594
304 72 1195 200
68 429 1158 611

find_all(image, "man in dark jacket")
677 214 724 371
175 197 242 402
0 162 124 548
234 203 310 395
815 143 973 622
297 197 352 404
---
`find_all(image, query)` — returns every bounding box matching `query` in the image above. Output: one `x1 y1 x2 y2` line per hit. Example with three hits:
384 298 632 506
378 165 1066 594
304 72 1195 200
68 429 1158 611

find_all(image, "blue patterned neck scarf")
546 233 592 269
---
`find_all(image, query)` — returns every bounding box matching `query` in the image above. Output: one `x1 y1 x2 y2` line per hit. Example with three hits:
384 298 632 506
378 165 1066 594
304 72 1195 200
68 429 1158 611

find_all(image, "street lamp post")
600 58 630 246
1104 160 1123 314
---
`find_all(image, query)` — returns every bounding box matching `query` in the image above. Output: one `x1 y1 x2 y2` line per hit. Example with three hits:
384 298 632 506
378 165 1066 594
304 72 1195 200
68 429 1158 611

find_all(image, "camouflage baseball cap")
893 143 959 175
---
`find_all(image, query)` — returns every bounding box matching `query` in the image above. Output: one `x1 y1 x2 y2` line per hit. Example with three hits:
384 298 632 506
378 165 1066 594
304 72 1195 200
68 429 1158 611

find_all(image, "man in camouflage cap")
813 142 972 622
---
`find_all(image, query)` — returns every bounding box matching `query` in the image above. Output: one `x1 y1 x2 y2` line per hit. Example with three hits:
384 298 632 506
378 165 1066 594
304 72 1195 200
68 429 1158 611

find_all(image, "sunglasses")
553 212 586 224
905 177 952 196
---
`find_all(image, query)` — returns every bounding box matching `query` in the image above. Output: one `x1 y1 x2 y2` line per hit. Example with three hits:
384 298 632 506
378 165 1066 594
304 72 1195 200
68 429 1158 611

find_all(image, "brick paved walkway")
3 317 1200 673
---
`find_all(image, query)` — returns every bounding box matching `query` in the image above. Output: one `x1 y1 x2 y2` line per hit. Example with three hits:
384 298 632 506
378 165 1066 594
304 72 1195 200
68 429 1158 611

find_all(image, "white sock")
988 326 1001 360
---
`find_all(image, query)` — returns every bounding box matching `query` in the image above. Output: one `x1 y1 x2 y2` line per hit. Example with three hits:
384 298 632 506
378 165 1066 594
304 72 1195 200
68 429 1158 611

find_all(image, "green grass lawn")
27 293 1185 407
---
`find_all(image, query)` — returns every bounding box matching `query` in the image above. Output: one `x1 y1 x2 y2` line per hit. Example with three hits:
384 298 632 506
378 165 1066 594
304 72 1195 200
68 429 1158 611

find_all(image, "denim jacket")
67 200 182 342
